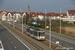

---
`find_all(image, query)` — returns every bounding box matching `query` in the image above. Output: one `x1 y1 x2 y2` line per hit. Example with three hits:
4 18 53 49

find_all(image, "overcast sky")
0 0 75 13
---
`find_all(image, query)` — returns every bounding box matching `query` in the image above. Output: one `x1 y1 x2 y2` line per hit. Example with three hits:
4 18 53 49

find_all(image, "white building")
67 10 75 21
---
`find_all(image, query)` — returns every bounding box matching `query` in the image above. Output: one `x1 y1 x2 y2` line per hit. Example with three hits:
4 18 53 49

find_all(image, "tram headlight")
40 36 45 39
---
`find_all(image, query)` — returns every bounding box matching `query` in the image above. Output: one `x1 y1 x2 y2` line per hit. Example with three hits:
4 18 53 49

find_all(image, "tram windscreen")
39 32 45 36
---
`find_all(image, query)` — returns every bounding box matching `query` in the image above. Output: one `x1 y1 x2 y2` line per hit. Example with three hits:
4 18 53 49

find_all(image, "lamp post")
60 8 61 33
24 13 26 24
8 13 11 25
22 13 26 33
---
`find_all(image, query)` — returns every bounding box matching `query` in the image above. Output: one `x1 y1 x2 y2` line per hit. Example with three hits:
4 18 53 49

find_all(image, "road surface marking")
15 47 17 49
11 42 13 44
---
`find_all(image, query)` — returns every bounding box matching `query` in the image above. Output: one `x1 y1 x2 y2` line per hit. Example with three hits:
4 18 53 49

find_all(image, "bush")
74 22 75 24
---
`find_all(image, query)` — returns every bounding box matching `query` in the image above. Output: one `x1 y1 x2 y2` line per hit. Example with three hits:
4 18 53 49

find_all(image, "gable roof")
0 10 3 14
68 10 75 16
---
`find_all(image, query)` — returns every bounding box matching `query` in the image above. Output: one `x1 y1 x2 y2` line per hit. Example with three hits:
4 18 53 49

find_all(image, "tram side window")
30 30 31 34
28 29 30 33
34 31 37 36
31 31 34 34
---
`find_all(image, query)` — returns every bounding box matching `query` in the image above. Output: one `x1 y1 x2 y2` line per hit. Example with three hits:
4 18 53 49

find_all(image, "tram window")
34 31 37 36
31 31 34 34
27 29 29 32
39 32 45 36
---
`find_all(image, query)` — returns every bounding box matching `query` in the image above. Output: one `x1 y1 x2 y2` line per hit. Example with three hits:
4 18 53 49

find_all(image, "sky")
0 0 75 13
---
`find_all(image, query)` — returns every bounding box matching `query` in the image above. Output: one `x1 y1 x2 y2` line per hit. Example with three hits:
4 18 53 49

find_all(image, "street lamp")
23 13 26 24
8 13 11 25
22 13 26 33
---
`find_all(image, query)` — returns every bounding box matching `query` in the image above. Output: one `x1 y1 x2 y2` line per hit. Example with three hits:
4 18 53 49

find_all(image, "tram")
26 26 45 40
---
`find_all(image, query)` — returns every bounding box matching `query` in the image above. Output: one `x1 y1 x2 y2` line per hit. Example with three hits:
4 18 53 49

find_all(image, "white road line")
11 42 13 44
1 24 31 50
15 47 17 49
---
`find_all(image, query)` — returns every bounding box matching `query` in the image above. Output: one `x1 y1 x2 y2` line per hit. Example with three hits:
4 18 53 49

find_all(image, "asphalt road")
0 24 29 50
12 23 75 50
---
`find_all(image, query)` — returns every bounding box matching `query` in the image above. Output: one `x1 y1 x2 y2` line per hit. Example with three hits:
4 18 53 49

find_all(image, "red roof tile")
68 10 75 16
0 10 3 13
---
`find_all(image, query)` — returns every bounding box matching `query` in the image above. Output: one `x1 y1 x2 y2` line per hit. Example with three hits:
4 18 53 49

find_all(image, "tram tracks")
9 24 61 50
2 22 64 50
2 23 44 50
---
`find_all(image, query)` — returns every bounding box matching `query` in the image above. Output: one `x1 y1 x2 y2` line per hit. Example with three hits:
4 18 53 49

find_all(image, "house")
67 10 75 21
31 12 45 21
67 10 75 24
0 10 3 20
1 11 26 22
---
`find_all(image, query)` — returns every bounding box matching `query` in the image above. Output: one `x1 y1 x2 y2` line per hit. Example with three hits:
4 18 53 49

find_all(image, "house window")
70 14 72 16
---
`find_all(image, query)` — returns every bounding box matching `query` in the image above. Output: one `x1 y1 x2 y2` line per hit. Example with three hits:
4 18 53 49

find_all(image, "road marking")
1 24 31 50
11 42 13 44
15 47 17 49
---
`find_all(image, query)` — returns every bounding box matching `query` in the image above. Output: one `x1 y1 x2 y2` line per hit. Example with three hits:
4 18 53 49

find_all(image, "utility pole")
22 12 26 33
13 15 14 28
49 16 51 50
25 13 26 25
45 9 46 30
6 15 7 24
21 11 23 33
8 13 10 25
35 11 37 23
60 8 61 33
29 13 30 23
